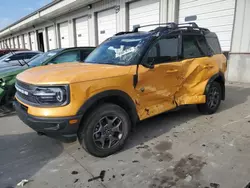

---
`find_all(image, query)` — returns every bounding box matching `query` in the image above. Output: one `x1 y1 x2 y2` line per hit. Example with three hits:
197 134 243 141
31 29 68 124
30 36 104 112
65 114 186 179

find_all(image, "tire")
197 82 222 114
78 103 131 157
2 87 16 110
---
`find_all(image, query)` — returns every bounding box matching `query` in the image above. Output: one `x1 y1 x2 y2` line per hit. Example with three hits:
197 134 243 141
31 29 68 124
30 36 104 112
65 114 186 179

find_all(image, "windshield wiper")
4 43 29 67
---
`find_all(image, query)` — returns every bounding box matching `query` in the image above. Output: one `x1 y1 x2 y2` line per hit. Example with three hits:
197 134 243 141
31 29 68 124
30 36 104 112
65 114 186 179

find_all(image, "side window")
146 37 178 64
9 54 25 61
49 50 80 64
205 37 221 54
81 49 94 60
26 53 38 59
182 35 204 59
196 35 211 55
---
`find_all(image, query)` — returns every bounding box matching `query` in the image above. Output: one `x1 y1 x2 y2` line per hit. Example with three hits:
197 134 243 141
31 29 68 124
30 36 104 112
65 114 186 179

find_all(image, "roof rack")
132 22 177 32
132 22 209 32
114 22 209 37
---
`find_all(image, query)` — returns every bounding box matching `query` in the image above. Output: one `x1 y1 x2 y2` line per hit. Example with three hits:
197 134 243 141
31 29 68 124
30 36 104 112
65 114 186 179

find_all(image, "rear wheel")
78 103 131 157
197 82 222 114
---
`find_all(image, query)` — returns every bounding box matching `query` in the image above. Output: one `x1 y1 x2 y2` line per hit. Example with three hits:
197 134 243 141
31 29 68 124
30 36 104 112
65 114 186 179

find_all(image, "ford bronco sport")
14 23 227 157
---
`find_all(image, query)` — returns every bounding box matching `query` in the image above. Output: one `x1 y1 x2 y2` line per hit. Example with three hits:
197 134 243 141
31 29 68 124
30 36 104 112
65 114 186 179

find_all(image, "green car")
0 47 95 108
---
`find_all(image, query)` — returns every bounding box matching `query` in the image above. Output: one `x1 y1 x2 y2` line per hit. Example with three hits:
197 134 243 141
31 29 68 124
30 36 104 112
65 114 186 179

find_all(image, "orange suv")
14 23 227 157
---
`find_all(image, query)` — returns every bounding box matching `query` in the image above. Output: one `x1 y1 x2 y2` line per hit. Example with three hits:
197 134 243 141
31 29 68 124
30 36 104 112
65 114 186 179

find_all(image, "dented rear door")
174 34 220 105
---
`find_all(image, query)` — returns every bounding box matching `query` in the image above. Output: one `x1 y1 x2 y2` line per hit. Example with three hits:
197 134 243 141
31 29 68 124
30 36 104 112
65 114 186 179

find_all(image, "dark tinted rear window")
205 32 221 54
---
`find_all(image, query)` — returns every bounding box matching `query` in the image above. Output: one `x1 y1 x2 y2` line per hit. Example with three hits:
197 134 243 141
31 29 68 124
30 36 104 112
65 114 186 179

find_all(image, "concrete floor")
1 82 250 188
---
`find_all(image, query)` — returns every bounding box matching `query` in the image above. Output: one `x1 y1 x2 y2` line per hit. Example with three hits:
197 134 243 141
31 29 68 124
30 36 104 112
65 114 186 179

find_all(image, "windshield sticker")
115 47 136 58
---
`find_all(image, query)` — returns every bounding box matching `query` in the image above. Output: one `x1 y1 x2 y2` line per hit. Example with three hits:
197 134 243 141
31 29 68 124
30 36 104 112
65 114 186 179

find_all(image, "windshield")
85 35 150 65
28 49 62 67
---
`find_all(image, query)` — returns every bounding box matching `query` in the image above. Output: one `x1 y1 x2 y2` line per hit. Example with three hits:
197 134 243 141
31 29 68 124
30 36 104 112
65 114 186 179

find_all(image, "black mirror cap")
141 61 154 69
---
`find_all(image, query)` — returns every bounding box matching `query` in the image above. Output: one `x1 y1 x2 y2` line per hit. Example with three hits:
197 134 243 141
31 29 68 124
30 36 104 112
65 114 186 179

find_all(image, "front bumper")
13 101 82 142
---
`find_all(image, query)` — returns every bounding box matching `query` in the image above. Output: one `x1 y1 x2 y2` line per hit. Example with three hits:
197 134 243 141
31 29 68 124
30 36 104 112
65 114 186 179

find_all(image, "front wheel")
78 103 131 157
197 82 222 114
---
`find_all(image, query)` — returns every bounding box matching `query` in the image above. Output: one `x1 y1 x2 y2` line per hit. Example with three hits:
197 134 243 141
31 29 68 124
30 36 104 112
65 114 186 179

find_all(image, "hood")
17 63 133 85
0 65 27 78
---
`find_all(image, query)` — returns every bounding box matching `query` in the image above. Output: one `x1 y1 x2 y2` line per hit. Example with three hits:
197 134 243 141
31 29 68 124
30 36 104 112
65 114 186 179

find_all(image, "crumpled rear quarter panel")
175 55 225 105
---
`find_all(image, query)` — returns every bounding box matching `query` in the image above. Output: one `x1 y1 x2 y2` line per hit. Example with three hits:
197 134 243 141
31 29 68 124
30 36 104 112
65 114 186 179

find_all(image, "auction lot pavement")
1 82 250 188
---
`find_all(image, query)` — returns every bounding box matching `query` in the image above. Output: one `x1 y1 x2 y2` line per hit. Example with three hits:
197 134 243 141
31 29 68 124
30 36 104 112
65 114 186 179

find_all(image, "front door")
136 36 183 119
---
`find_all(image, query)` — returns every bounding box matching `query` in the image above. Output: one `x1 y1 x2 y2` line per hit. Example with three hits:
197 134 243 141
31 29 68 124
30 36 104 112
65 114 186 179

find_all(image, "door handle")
203 65 214 69
166 69 178 73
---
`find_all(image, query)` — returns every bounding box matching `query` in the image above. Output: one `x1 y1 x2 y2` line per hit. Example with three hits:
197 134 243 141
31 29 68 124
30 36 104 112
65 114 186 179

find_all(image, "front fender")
77 89 138 126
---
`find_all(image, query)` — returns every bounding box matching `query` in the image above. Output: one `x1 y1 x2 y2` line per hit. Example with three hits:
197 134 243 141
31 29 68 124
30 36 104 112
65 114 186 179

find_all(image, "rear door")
175 34 219 105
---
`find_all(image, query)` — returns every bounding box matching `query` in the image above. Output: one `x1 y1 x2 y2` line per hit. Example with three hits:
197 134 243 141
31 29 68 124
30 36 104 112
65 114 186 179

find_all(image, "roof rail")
114 22 209 36
115 31 135 36
132 22 177 32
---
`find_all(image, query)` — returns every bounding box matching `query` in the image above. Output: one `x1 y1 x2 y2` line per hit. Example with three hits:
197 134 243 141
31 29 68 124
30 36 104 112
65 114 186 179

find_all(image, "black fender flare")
205 72 225 100
77 90 139 126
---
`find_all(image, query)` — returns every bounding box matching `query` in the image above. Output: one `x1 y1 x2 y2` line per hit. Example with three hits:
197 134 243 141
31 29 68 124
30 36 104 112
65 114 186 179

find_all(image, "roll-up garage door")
14 37 19 48
97 8 117 44
10 38 14 49
59 22 69 48
24 34 30 50
29 32 36 50
129 0 160 31
18 36 24 49
75 17 89 47
47 26 56 50
178 0 236 51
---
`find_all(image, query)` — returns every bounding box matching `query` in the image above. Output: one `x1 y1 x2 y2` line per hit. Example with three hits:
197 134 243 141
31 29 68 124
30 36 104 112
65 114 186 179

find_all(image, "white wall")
227 0 250 82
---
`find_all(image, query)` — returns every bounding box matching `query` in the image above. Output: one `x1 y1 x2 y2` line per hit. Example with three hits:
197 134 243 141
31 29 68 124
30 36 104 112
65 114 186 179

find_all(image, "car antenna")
4 42 25 67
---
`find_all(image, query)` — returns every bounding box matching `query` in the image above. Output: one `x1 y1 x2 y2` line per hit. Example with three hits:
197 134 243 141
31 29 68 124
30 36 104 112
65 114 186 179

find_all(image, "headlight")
33 85 70 106
0 78 5 87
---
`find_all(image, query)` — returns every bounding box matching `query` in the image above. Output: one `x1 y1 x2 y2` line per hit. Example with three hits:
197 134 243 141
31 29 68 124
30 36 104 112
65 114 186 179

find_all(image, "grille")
16 80 34 90
16 80 38 105
16 92 38 104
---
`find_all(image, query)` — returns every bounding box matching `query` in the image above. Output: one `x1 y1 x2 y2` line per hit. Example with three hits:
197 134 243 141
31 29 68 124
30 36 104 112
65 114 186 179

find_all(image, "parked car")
0 49 29 57
14 23 227 157
0 51 41 68
0 47 95 108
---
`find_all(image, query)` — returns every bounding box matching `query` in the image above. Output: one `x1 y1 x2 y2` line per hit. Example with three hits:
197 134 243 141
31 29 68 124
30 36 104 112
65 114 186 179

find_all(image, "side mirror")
4 58 10 62
142 57 155 69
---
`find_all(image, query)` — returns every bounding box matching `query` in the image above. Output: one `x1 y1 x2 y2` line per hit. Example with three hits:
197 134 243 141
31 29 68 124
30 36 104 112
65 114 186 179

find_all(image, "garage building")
0 0 249 83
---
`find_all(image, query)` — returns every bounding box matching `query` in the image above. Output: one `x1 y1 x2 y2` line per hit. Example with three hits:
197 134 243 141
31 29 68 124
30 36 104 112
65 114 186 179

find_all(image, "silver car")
0 51 41 68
